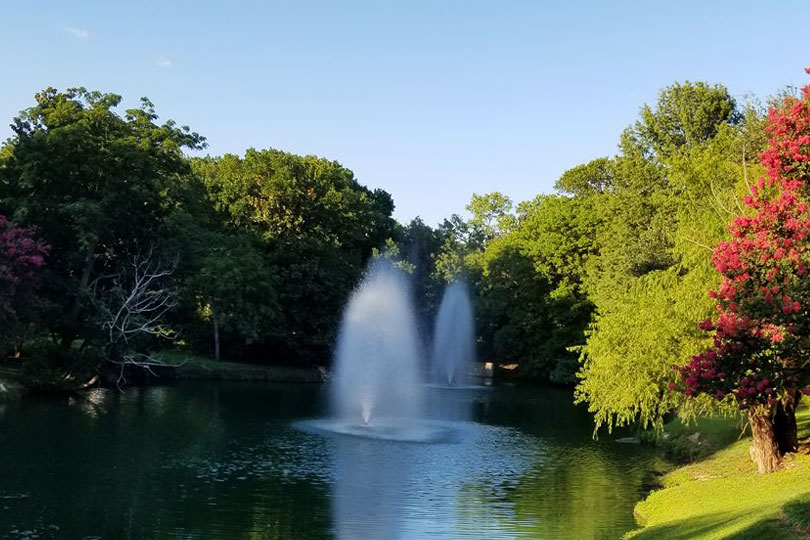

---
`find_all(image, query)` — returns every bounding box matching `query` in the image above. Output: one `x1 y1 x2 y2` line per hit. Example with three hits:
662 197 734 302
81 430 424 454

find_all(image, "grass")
152 350 325 383
626 406 810 539
652 413 746 463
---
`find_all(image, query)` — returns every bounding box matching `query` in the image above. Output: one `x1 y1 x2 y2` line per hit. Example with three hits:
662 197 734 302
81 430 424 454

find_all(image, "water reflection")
0 383 654 540
333 436 411 539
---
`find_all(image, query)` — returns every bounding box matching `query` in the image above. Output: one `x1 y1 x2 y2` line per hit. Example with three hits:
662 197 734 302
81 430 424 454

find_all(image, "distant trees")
0 88 398 378
192 149 396 364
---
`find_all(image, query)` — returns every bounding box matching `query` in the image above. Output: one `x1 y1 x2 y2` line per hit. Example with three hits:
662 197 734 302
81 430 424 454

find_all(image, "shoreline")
625 408 810 539
0 353 327 402
162 355 327 384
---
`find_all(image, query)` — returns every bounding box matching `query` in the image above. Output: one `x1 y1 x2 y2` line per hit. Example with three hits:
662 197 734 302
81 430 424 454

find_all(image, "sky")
2 1 810 226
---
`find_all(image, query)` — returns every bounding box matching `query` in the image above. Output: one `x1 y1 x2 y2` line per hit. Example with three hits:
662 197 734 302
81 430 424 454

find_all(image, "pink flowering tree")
677 68 810 473
0 215 48 355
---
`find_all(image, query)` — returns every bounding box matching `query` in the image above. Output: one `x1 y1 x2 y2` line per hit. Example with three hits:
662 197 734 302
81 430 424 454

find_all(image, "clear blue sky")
2 1 809 225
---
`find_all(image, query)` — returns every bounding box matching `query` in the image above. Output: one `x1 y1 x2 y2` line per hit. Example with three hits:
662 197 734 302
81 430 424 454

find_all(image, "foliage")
0 215 47 353
187 234 279 355
0 88 204 353
622 81 741 159
575 81 760 431
193 150 396 364
555 157 613 196
677 70 810 413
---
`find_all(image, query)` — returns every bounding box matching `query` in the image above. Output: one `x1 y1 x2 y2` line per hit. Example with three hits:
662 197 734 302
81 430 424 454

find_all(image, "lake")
0 382 655 539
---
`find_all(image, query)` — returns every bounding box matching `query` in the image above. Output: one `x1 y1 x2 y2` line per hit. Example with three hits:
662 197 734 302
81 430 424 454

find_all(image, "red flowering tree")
677 68 810 473
0 215 48 355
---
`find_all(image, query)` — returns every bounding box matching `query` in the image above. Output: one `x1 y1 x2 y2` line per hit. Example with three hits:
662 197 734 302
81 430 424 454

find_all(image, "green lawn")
152 350 325 382
627 407 810 539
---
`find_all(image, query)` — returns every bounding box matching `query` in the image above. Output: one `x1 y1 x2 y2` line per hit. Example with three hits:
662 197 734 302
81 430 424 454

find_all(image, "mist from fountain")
300 260 458 442
328 260 434 437
430 280 476 386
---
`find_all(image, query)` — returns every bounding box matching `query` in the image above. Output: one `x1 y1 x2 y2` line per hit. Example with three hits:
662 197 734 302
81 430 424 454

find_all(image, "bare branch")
681 236 715 252
92 248 179 375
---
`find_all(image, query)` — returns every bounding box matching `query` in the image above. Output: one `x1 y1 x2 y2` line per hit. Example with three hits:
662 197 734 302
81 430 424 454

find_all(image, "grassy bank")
153 351 326 383
627 407 810 539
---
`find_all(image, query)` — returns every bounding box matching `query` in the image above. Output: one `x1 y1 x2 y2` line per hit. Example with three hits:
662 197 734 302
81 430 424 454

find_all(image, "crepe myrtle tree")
0 215 48 355
675 67 810 473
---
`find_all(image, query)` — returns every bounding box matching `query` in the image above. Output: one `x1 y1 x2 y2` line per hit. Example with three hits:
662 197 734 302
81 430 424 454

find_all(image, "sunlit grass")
626 406 810 539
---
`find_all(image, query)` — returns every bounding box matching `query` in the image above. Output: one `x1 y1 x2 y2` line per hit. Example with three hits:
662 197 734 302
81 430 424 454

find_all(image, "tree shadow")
628 509 798 540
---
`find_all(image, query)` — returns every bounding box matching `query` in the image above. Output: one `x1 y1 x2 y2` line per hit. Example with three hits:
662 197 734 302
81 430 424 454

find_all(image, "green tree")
576 109 765 432
193 149 396 364
622 81 741 159
0 88 204 362
187 235 280 361
555 157 614 196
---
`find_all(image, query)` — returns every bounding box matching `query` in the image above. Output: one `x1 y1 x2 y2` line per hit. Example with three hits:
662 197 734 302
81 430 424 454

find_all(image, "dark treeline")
0 78 775 430
0 88 399 387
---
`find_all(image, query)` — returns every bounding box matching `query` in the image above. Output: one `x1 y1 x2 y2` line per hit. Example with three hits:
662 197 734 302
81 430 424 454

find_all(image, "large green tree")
576 90 764 432
0 88 204 362
193 149 396 364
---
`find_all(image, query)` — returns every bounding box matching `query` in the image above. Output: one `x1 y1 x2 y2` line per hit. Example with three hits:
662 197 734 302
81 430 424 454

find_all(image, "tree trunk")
749 409 782 474
62 237 98 348
775 395 799 455
210 297 220 362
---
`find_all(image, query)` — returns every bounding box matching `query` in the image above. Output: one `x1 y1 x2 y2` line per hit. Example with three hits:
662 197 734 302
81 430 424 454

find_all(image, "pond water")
0 382 655 539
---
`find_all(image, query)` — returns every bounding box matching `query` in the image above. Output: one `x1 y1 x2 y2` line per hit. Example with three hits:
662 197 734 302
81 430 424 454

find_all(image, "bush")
19 339 100 390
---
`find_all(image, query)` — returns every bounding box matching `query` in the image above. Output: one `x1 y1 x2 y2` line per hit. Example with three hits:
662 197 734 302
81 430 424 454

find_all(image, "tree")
622 81 741 159
193 150 396 364
576 84 763 432
0 216 48 355
466 192 516 244
555 158 614 196
187 236 279 361
0 88 205 355
677 70 810 473
93 250 179 385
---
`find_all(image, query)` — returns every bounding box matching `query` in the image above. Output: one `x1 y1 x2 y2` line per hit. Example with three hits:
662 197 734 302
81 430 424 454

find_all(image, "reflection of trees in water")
457 444 652 540
1 383 654 540
0 384 332 540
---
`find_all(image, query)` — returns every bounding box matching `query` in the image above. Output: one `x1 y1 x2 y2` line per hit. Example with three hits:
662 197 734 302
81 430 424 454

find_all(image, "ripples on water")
0 383 654 539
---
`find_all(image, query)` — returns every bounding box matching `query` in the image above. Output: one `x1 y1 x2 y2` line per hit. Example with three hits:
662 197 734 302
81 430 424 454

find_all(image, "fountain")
430 280 476 386
303 260 453 442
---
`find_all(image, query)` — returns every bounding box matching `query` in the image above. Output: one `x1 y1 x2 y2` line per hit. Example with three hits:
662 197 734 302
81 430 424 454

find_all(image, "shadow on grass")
797 413 810 445
629 510 800 540
654 414 747 465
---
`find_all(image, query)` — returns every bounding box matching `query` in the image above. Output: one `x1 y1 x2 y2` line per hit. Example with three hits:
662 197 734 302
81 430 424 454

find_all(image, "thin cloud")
66 27 89 39
155 57 172 68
